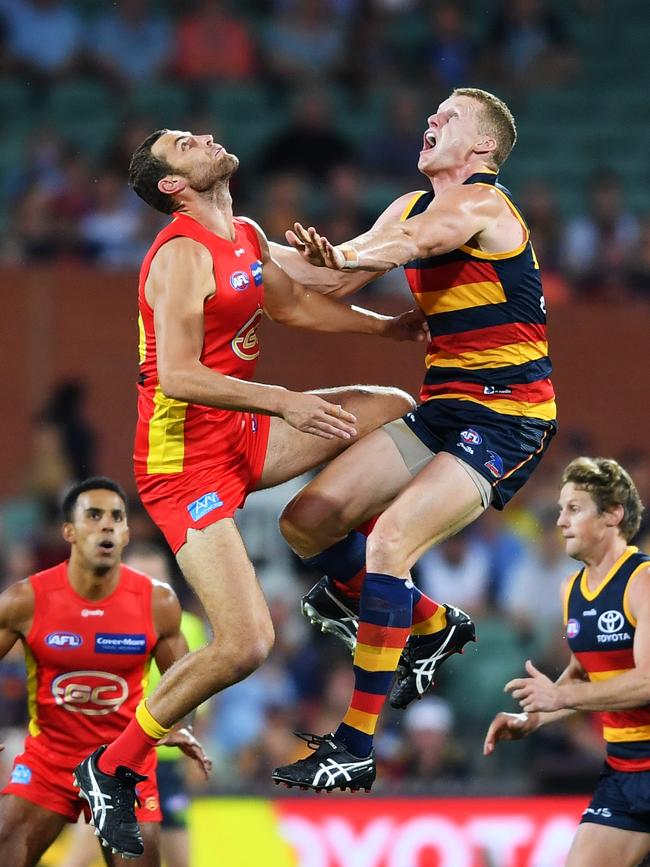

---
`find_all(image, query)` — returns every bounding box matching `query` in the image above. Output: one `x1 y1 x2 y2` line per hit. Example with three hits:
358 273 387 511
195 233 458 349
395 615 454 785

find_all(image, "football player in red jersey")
485 458 650 867
73 123 448 855
0 477 210 866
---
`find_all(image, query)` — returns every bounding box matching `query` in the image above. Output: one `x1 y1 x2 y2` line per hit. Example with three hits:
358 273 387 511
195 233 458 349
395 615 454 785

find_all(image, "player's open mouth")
422 131 437 150
98 541 114 551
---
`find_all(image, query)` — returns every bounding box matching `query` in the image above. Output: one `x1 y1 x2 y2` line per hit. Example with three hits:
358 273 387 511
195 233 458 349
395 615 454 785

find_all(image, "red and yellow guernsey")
564 547 650 771
134 213 265 475
401 171 555 422
23 563 158 760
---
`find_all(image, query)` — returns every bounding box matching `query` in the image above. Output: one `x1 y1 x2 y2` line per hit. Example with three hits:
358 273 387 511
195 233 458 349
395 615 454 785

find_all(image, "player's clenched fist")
281 393 357 440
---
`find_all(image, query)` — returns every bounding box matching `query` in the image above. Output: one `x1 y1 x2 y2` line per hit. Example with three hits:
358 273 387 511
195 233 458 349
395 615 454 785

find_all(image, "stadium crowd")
0 0 648 302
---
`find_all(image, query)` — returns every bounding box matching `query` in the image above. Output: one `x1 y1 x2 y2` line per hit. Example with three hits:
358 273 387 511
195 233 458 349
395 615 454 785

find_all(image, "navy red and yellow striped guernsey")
565 547 650 771
401 171 556 422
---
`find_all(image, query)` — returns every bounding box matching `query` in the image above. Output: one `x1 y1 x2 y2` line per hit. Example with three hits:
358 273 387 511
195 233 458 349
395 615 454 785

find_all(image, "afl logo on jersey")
51 670 128 715
232 308 263 361
46 632 83 648
230 270 250 292
566 618 580 639
460 429 482 445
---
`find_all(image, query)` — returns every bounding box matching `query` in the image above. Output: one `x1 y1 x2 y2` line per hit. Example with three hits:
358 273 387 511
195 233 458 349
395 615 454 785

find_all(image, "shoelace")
113 772 142 823
292 732 336 752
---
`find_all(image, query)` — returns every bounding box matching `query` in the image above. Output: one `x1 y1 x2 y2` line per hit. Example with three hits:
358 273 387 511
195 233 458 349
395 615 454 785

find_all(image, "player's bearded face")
188 149 239 192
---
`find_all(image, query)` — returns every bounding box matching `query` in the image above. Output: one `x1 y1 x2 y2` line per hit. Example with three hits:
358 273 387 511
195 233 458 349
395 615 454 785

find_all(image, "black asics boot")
73 746 145 859
389 605 476 709
272 732 375 793
301 576 360 654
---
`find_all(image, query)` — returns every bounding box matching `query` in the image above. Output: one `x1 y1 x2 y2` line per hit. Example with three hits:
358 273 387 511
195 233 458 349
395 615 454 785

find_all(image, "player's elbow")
157 367 188 402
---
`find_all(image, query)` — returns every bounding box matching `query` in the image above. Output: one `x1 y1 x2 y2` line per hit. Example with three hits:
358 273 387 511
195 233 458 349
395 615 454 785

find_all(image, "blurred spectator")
424 2 477 89
0 0 84 78
252 174 311 244
257 88 356 181
415 530 491 617
79 169 145 268
87 0 172 87
563 168 640 297
263 0 345 82
482 0 578 88
174 0 256 82
359 88 424 183
387 697 468 786
319 164 376 241
626 215 650 301
519 178 565 271
40 380 96 482
501 509 575 648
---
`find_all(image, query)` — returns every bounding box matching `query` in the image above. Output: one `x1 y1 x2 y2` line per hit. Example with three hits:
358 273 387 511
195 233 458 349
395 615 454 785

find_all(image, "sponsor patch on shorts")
11 764 32 785
187 491 223 521
95 633 147 654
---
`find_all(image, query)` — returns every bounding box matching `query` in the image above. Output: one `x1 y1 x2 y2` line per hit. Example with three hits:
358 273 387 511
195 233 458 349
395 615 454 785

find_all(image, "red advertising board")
275 796 587 867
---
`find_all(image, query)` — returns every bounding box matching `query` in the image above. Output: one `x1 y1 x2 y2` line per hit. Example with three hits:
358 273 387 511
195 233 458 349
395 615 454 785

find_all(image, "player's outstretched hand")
505 660 562 713
159 726 212 780
483 711 538 756
382 308 430 343
286 223 347 270
282 392 357 440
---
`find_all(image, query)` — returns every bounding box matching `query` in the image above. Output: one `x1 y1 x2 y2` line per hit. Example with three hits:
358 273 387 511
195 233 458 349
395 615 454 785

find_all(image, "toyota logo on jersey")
51 670 129 715
232 308 263 361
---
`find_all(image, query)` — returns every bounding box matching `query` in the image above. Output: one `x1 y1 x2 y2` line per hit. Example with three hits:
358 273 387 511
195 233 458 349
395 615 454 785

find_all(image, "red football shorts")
3 739 162 823
136 411 271 554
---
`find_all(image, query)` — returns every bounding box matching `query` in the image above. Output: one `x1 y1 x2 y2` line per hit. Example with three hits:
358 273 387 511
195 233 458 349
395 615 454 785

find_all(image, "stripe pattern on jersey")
565 547 650 771
401 172 555 421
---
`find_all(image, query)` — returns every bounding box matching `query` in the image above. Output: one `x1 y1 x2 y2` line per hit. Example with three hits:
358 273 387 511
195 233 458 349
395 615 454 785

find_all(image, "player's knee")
366 517 409 574
279 493 347 553
210 619 275 683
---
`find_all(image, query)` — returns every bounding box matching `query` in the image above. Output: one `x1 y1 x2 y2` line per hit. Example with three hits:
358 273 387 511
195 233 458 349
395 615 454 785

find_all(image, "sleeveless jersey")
134 213 265 475
564 546 650 771
24 563 158 759
401 171 555 421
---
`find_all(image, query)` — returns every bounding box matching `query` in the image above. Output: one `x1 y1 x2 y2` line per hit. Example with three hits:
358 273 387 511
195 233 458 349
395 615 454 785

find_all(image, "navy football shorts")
581 763 650 834
402 398 557 510
156 760 190 830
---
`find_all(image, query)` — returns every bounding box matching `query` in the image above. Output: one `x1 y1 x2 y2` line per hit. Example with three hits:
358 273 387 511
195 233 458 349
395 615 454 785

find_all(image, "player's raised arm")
287 183 500 273
269 191 420 297
147 237 357 440
246 218 428 343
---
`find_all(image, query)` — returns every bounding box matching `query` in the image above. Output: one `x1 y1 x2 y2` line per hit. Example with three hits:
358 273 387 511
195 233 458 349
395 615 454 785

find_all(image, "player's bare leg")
0 795 67 867
146 518 275 725
566 823 650 867
256 385 414 490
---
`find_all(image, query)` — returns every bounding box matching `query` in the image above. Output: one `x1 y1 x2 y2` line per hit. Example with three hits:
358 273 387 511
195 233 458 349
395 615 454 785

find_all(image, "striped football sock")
335 573 412 757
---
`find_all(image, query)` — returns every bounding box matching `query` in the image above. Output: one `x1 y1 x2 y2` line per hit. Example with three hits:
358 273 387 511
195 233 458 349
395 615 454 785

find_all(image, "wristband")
339 247 360 270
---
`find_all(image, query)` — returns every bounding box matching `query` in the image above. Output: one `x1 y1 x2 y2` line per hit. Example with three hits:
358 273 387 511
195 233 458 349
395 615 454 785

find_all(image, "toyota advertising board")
188 795 587 867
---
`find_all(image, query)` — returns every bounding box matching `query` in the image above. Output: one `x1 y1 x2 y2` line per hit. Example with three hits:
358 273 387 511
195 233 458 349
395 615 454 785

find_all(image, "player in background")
0 477 210 867
74 124 466 857
62 542 208 867
485 457 649 867
271 87 557 792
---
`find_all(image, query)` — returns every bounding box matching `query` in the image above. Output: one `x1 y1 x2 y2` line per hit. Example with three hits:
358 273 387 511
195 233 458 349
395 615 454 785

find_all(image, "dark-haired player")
485 457 649 867
73 123 439 855
0 477 210 866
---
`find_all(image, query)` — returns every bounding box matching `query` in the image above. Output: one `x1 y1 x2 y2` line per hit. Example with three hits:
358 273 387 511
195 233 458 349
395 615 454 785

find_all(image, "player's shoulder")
0 577 35 626
373 190 429 226
151 234 212 269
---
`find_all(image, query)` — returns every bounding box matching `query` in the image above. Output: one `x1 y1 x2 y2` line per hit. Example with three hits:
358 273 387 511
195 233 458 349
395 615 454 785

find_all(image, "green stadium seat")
205 84 272 126
126 83 191 129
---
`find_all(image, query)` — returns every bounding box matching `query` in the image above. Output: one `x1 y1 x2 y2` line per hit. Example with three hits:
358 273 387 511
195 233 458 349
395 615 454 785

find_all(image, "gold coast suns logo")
232 308 263 361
